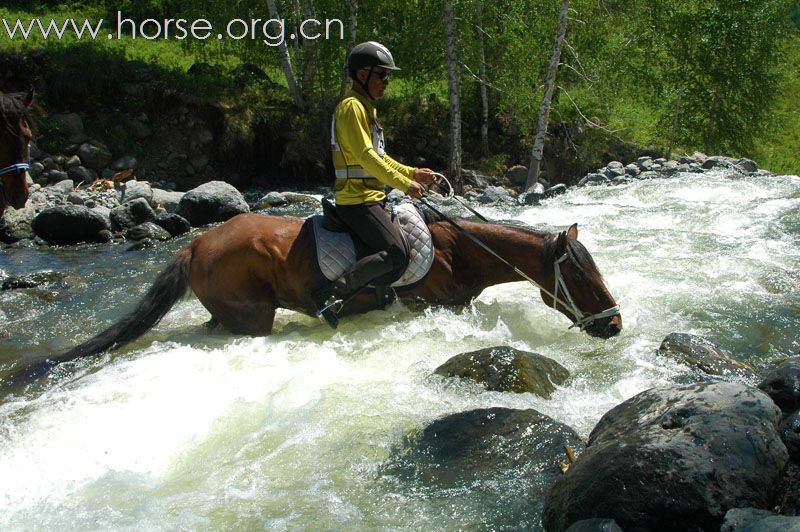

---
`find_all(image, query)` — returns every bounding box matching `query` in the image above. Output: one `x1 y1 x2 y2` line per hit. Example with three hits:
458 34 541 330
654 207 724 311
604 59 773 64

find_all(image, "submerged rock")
759 357 800 413
721 508 800 531
385 407 584 529
2 270 68 290
565 519 623 532
657 332 758 379
541 382 788 532
434 346 569 398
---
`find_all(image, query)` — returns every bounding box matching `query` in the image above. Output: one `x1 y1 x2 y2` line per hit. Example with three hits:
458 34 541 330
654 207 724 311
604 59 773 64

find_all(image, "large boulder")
385 407 584 529
109 197 156 231
0 206 36 243
542 382 788 532
176 181 249 227
32 205 112 244
759 357 800 413
77 141 112 171
657 332 758 380
434 346 569 398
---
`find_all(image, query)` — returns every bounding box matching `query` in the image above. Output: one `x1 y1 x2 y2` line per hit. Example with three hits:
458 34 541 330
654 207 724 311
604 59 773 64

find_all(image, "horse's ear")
22 87 34 108
567 223 578 239
556 230 567 254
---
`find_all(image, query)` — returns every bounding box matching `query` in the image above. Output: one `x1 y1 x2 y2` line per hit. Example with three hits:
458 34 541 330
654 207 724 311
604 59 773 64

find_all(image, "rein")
417 173 619 331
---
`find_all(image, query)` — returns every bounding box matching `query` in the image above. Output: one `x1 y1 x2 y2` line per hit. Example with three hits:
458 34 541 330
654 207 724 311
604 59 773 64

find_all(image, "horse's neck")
447 220 551 288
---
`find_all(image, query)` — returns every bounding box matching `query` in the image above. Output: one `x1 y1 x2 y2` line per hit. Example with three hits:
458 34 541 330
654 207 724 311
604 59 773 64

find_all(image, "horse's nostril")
608 322 621 335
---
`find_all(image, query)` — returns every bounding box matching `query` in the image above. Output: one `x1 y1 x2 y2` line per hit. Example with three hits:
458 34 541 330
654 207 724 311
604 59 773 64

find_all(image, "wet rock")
153 213 191 237
150 188 184 213
176 181 249 227
565 519 623 532
127 238 156 251
721 509 800 531
477 185 513 204
577 173 609 186
636 156 654 170
657 332 758 379
758 357 800 414
541 382 788 532
2 270 68 290
32 205 112 245
258 191 289 208
544 183 568 198
385 407 584 529
638 170 660 180
779 411 800 461
121 180 153 204
125 222 171 241
434 346 569 398
282 192 321 208
518 182 545 206
109 197 156 231
735 158 758 173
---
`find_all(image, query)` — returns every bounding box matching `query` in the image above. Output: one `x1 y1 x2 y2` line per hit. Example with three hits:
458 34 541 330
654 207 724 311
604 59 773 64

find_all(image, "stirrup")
315 294 342 329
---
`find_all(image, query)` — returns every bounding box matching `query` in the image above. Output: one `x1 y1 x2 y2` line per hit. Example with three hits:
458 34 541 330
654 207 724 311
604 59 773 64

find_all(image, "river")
1 168 798 529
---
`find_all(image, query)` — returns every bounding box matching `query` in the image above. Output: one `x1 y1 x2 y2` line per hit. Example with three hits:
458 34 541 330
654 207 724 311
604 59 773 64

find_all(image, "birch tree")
475 0 490 156
525 0 569 190
340 0 358 97
443 0 462 192
267 0 305 110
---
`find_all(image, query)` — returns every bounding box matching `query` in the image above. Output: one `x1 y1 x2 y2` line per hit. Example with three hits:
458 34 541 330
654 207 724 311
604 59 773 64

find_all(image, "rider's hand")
406 180 425 199
414 167 436 185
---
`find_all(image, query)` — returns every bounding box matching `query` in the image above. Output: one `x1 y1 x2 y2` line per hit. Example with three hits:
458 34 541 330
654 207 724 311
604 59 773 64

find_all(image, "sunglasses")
370 69 391 81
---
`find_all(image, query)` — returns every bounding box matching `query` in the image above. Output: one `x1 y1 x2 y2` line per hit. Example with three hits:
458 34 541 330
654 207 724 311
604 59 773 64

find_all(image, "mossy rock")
434 346 569 398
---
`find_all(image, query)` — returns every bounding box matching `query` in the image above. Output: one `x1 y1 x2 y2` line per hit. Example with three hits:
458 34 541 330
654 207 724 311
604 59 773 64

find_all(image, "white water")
1 170 799 529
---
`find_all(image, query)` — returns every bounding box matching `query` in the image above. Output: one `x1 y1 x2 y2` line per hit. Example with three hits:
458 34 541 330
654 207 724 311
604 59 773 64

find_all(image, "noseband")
0 141 31 191
553 253 620 331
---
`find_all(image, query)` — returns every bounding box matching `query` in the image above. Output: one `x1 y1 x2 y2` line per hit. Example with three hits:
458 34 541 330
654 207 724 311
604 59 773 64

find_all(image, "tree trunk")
475 0 490 157
340 0 358 97
300 0 318 100
443 0 462 193
668 90 682 160
526 0 570 190
267 0 305 110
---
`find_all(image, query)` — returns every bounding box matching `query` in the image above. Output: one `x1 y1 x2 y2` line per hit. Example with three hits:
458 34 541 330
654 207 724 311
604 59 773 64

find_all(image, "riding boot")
312 251 394 329
332 250 394 297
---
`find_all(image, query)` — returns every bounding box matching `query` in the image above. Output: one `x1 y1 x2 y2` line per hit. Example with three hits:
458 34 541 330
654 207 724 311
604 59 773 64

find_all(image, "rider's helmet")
346 42 400 79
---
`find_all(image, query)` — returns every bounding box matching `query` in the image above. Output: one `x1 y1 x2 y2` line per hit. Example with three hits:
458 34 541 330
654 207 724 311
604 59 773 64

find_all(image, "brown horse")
0 89 34 214
3 211 622 392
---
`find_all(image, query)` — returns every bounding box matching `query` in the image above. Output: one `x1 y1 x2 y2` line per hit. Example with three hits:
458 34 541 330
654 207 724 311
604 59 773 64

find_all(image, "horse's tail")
2 247 194 394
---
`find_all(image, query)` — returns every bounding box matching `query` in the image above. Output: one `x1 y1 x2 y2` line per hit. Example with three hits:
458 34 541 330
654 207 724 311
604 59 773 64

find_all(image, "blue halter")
0 142 31 177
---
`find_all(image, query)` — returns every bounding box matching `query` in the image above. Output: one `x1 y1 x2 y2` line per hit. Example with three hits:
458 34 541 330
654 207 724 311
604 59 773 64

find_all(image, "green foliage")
1 0 798 178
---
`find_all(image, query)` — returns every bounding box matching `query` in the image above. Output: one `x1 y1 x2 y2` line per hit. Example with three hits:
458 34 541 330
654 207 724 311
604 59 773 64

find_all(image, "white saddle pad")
311 202 434 288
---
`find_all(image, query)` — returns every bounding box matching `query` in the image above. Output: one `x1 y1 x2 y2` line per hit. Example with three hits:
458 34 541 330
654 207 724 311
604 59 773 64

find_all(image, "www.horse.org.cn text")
1 12 346 47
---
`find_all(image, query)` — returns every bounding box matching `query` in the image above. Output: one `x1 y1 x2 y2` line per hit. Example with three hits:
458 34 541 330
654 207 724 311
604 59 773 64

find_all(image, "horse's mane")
0 91 32 138
542 231 604 284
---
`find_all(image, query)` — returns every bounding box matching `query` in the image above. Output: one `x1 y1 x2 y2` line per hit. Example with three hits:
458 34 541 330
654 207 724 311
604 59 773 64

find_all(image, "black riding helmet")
346 41 400 99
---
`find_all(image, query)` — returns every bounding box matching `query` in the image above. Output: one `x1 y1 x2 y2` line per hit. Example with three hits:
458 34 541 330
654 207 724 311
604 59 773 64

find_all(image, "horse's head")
0 88 34 213
540 223 622 338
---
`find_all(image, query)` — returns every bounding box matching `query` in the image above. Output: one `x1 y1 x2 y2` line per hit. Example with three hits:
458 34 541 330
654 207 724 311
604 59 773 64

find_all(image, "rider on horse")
314 42 435 328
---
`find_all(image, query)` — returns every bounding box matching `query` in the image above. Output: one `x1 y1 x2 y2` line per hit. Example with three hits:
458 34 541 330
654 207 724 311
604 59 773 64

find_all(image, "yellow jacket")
331 89 415 205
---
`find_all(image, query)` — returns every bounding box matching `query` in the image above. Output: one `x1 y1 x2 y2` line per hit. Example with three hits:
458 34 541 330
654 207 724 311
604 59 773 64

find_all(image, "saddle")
310 199 434 288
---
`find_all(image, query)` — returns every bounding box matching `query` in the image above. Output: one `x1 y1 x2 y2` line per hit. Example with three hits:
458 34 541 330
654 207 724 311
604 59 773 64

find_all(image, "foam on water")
1 170 799 529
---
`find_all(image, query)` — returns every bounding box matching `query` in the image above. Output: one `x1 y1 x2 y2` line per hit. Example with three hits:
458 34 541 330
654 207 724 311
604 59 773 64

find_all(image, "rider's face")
359 67 390 99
